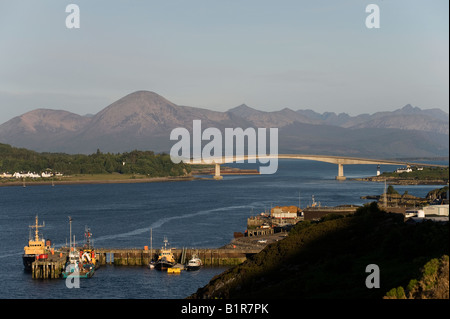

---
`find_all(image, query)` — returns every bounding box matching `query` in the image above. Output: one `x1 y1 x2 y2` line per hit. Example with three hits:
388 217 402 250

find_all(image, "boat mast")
68 216 72 250
29 215 45 242
150 228 153 260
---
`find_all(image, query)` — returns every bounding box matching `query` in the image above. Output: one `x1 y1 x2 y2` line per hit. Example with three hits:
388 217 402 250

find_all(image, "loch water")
0 159 446 299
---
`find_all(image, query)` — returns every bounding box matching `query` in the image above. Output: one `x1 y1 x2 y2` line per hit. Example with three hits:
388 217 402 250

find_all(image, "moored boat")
80 226 97 269
62 218 95 279
62 256 95 279
186 254 202 271
155 237 176 271
23 216 48 271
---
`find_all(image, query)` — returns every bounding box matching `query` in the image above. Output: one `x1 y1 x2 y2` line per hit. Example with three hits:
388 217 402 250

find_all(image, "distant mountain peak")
229 103 256 111
0 90 447 156
227 104 262 117
400 104 421 113
117 90 174 104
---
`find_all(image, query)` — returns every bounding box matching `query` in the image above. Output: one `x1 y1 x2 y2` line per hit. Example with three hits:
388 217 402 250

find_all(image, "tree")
387 185 399 195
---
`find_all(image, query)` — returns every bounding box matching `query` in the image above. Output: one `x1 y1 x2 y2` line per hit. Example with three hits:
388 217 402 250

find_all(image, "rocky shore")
352 176 448 185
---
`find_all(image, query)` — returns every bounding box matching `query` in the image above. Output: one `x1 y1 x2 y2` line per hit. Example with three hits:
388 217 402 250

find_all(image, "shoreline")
351 177 448 185
0 175 197 187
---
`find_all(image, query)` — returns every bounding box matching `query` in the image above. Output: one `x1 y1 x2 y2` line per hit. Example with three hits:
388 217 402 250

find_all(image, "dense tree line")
0 143 190 177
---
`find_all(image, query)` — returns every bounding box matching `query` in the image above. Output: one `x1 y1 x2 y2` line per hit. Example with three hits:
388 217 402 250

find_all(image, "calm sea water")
0 159 446 299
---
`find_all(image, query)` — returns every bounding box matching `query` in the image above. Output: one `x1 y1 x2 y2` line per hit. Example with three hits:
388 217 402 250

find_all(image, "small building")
396 167 412 173
271 206 298 219
423 204 449 216
246 227 274 237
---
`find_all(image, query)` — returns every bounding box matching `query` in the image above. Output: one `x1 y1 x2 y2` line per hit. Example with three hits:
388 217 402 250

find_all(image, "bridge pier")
336 163 346 181
213 163 223 180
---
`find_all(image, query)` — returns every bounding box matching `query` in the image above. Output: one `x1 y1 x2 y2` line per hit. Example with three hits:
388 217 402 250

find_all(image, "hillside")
189 203 449 299
0 91 448 157
0 143 190 177
384 255 449 299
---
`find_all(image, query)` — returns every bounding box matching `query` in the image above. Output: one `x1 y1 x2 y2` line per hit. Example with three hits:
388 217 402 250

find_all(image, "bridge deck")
185 154 447 167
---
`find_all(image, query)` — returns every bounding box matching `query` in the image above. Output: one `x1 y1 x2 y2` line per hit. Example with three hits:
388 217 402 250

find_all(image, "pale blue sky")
0 0 448 123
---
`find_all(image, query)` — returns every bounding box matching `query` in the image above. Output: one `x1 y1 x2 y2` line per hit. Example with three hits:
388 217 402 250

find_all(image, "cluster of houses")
395 166 423 173
0 171 63 178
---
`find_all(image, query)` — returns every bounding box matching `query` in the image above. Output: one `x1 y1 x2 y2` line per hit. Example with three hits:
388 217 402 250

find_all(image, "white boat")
186 254 202 271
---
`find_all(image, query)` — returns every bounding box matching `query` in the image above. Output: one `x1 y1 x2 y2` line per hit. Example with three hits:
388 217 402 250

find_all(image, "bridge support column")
213 163 223 180
336 164 346 181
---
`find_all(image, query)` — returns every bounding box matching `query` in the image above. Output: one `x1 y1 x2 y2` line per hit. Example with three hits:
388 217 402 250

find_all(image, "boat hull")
62 269 94 279
22 255 35 272
186 265 201 271
155 260 175 271
62 263 95 279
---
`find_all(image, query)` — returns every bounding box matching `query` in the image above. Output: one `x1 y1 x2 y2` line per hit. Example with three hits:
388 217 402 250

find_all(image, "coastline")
351 177 448 185
0 175 196 187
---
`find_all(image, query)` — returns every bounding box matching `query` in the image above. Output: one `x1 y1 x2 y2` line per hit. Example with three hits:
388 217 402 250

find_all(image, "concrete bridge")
185 154 447 180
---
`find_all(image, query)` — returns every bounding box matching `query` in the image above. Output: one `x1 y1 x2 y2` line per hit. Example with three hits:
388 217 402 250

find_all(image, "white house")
396 167 412 173
13 172 41 178
271 206 298 219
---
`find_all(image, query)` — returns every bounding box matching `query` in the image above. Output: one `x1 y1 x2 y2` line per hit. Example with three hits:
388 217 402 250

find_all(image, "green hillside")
190 203 449 299
0 143 190 177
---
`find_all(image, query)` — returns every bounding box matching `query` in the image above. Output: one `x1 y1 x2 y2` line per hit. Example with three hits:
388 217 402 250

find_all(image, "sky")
0 0 448 124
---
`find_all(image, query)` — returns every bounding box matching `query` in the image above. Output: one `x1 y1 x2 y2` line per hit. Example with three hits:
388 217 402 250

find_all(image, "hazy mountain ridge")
0 90 447 157
296 104 449 134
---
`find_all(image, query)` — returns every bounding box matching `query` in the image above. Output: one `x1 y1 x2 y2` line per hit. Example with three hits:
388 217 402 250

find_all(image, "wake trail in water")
0 251 23 259
0 204 252 256
92 204 250 244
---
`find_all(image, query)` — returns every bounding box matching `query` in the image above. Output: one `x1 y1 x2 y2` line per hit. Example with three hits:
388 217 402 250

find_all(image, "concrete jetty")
95 247 261 267
29 246 261 279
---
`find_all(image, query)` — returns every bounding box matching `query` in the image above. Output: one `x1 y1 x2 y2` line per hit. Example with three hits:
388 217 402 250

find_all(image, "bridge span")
185 154 447 180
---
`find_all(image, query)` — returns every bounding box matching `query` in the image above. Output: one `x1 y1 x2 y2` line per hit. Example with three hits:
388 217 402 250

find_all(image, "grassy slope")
190 203 449 299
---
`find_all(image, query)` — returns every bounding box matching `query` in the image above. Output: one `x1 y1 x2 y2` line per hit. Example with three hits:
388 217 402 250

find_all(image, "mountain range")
0 90 448 158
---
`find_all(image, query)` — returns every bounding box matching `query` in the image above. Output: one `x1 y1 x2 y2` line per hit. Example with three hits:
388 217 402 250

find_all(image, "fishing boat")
23 216 48 271
62 217 95 279
155 237 176 271
62 250 95 279
186 254 202 271
80 226 97 269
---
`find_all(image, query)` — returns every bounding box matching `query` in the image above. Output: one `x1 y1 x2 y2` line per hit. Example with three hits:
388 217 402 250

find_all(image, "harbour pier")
95 247 261 267
30 247 260 279
31 251 68 279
